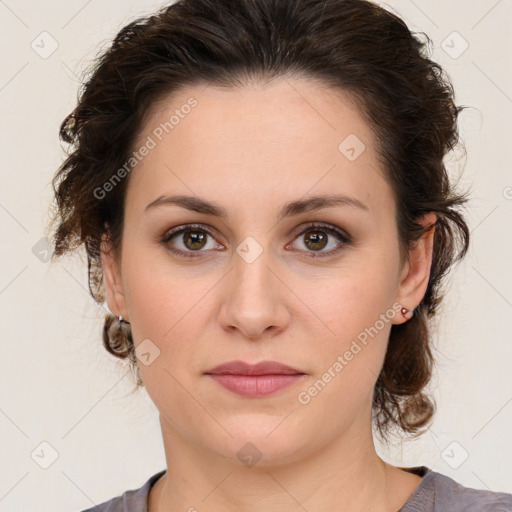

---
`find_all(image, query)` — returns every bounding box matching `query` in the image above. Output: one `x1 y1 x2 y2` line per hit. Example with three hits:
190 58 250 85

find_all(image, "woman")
50 0 512 510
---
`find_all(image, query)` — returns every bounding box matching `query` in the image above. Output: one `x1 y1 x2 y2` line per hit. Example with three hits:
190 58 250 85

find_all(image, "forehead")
127 78 391 219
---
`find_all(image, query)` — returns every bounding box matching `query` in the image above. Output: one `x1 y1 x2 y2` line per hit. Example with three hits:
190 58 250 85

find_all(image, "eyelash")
160 222 352 259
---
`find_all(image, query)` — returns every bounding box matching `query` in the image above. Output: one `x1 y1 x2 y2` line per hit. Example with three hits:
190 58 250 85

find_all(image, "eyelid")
290 221 351 243
162 223 219 242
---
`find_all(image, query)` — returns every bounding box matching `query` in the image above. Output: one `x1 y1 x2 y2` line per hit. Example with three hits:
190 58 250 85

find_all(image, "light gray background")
1 1 511 511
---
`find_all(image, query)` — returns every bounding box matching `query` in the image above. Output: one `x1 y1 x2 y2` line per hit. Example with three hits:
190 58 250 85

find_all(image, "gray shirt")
79 466 512 511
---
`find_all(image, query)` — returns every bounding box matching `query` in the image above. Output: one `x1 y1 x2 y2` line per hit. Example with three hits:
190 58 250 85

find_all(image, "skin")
102 77 436 512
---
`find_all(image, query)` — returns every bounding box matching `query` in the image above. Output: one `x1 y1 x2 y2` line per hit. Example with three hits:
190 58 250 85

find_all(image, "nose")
218 251 291 341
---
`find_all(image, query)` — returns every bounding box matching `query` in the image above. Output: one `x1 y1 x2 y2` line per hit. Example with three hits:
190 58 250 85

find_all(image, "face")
102 77 434 466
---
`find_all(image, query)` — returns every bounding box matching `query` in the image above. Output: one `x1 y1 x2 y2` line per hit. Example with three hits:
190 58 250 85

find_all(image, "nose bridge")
232 243 275 309
219 239 289 338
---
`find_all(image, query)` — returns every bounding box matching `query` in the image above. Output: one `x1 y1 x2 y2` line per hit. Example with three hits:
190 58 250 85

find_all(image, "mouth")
205 360 307 397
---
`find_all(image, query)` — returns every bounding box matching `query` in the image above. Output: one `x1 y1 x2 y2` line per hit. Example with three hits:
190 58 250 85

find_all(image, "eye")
161 222 351 259
287 222 351 257
161 224 223 257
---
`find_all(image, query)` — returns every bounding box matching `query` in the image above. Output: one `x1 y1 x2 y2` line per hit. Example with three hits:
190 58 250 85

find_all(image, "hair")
49 0 470 442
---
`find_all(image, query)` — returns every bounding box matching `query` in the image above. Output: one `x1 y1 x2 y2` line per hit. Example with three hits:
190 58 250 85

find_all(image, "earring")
119 315 130 324
401 307 414 320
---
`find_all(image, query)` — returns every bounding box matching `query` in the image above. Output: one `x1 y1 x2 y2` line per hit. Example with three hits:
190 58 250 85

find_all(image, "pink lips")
206 360 306 397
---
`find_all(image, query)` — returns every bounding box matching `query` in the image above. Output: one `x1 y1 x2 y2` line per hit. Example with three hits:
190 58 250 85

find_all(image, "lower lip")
207 374 305 397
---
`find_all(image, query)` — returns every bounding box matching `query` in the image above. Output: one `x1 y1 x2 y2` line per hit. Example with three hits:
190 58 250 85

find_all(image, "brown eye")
289 223 351 257
303 230 328 251
162 225 222 256
183 230 208 250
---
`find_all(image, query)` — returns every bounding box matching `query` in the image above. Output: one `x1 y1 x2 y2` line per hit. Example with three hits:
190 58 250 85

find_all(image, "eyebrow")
144 193 369 220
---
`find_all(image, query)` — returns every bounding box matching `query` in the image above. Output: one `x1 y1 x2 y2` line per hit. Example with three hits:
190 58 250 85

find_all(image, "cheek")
311 255 398 339
296 276 396 428
301 251 399 390
121 260 209 410
121 243 205 337
121 250 220 377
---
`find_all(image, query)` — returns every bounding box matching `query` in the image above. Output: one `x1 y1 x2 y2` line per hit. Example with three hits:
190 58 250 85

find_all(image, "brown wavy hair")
49 0 470 441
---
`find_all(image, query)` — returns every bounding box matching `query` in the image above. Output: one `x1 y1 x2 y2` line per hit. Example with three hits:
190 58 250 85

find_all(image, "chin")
199 416 312 468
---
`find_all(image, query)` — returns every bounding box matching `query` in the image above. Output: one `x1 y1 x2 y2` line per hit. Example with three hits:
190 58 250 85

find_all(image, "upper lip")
206 360 305 376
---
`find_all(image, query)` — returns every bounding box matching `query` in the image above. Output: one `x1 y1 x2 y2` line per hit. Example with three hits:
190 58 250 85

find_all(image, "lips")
206 360 304 376
205 360 306 397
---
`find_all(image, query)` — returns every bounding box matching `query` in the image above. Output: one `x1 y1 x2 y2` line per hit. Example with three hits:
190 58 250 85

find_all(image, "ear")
393 212 436 325
101 233 129 321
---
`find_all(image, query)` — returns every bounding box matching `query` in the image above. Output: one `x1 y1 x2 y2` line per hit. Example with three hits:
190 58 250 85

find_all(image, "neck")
149 409 417 512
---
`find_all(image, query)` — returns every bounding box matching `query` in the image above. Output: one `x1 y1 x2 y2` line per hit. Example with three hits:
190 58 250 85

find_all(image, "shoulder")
77 470 166 512
401 466 512 512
